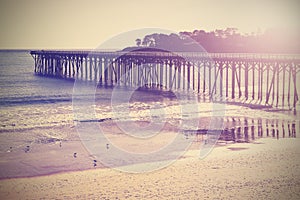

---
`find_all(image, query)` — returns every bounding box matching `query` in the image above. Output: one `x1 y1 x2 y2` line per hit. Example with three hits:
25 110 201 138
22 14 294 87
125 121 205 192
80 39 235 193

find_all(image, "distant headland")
124 28 300 54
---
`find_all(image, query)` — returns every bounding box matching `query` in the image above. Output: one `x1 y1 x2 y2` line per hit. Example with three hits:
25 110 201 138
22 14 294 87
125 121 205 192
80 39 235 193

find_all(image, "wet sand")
0 138 299 199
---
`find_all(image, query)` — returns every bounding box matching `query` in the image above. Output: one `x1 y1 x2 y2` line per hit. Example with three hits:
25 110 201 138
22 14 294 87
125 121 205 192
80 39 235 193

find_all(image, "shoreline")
0 117 299 180
0 140 227 180
0 136 297 180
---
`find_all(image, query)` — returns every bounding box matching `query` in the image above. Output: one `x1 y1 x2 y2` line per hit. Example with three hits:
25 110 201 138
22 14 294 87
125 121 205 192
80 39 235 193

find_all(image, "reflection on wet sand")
185 117 299 143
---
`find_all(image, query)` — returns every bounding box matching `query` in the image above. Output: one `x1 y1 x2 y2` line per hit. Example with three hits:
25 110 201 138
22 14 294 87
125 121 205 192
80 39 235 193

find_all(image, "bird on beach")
73 152 77 158
25 146 30 153
7 147 12 152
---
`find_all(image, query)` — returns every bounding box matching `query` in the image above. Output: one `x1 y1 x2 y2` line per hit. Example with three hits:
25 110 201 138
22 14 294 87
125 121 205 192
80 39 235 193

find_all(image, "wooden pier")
30 50 300 111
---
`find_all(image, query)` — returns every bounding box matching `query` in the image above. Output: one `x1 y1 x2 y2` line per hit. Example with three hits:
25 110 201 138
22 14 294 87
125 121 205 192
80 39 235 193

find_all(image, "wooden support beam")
160 62 163 89
257 63 261 101
169 61 173 89
187 62 191 91
272 64 276 105
193 63 195 91
259 63 263 102
99 58 103 84
219 62 223 97
203 62 206 93
89 57 93 81
276 63 280 107
208 62 212 95
232 63 235 99
104 58 108 85
288 65 291 107
85 57 88 81
266 65 276 105
245 63 249 100
238 62 242 98
80 57 83 80
69 56 72 78
265 64 270 104
64 58 68 77
94 57 98 83
182 62 186 90
165 61 168 89
197 62 200 93
211 67 220 99
177 63 181 89
225 62 228 97
252 63 255 100
117 59 121 86
293 65 299 110
139 63 143 87
282 64 286 108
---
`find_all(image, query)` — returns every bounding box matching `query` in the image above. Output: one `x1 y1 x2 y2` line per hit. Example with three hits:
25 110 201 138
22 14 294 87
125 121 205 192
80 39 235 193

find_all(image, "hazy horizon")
0 0 299 50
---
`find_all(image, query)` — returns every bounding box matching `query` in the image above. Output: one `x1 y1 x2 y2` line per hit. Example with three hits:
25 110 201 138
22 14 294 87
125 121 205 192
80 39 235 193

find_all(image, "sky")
0 0 299 49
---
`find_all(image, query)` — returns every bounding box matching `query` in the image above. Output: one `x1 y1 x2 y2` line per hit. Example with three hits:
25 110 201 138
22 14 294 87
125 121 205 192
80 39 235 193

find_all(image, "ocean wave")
0 95 72 106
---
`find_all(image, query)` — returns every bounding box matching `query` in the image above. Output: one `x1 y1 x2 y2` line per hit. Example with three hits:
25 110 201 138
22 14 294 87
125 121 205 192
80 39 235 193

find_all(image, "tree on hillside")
134 28 300 53
135 38 141 47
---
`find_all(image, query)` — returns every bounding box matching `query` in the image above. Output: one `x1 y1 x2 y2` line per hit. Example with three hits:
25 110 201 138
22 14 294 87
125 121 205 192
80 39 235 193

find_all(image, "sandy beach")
0 100 299 199
0 137 299 199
